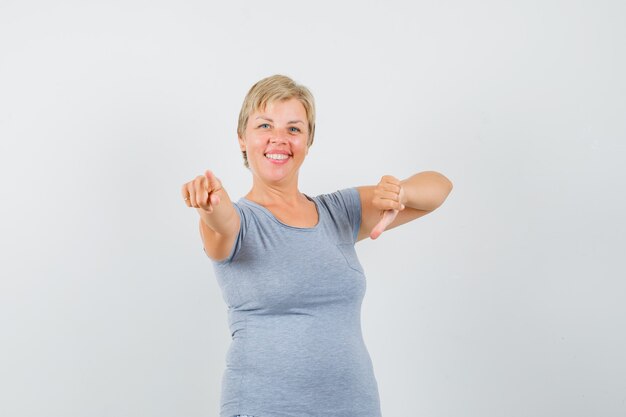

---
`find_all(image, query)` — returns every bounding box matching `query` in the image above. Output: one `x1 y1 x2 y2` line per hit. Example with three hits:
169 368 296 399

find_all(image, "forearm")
400 171 453 211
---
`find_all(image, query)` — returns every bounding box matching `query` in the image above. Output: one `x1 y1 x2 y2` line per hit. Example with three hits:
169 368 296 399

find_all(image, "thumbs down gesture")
370 175 407 240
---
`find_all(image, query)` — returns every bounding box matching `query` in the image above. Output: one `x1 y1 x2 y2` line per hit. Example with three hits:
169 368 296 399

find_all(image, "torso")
213 188 381 417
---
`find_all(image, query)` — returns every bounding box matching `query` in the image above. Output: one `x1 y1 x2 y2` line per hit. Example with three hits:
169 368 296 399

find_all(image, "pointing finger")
205 170 221 191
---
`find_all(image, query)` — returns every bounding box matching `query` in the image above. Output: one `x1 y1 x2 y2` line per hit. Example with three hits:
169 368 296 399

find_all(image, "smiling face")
238 98 310 185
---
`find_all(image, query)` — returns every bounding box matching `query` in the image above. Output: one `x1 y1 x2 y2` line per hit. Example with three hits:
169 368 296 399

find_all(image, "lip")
264 150 292 156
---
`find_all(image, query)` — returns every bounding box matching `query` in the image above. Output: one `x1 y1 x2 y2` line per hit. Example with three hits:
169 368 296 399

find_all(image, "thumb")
370 209 398 240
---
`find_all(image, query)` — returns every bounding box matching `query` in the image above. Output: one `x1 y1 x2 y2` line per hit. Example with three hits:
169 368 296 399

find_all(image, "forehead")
250 98 307 121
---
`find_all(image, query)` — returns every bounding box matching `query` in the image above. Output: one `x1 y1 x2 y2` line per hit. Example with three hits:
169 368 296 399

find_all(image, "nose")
270 129 289 144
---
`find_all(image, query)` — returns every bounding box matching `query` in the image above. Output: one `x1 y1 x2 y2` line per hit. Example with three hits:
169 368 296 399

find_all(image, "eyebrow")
255 116 304 125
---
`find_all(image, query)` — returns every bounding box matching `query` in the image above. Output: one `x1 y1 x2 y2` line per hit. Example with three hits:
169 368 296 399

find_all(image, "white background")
1 1 625 416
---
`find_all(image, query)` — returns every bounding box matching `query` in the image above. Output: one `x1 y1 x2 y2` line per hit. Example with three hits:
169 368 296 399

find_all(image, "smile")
265 153 291 160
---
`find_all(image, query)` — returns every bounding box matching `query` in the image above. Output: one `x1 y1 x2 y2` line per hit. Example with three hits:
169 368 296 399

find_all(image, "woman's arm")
356 171 453 242
182 170 241 261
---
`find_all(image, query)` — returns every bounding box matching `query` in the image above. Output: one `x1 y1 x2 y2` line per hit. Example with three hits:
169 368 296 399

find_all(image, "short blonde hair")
237 74 316 168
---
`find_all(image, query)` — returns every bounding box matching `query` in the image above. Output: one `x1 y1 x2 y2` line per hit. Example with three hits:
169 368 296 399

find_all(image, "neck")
246 172 305 206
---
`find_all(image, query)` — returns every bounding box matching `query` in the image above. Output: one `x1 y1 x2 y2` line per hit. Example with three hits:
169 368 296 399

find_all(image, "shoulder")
314 188 362 242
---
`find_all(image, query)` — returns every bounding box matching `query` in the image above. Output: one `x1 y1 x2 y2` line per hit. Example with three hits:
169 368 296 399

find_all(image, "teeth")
266 153 289 160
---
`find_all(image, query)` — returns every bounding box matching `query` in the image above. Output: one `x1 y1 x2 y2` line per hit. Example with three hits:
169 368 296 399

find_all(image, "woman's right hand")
181 170 223 214
182 170 239 261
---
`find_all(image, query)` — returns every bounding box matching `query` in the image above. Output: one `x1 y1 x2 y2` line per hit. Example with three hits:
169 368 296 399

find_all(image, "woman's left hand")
370 175 406 239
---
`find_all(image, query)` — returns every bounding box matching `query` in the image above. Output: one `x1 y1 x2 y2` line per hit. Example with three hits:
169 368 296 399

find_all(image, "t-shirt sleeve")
325 187 362 244
209 202 247 265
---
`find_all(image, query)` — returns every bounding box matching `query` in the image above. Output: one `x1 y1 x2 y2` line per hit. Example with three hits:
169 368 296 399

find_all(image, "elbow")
440 176 453 202
430 172 453 209
408 171 453 210
434 171 453 192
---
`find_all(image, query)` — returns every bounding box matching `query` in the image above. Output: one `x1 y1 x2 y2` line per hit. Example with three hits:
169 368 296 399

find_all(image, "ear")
238 134 246 151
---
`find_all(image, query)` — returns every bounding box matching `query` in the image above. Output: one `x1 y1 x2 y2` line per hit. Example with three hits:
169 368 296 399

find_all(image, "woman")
182 75 453 417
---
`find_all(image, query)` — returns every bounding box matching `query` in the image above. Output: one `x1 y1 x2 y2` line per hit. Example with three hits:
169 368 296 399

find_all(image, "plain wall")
1 1 625 416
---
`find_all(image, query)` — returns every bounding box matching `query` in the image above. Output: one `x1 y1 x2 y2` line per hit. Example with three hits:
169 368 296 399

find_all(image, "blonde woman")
181 74 453 417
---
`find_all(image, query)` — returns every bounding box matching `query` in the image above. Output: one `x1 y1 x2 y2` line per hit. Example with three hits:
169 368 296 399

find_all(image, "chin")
258 168 299 184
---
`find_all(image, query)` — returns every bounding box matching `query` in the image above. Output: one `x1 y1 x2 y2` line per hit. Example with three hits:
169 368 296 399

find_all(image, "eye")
289 126 301 133
258 123 270 129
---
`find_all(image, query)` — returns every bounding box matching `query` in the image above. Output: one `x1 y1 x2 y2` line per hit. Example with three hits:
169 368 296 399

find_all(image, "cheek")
247 134 268 148
293 135 308 148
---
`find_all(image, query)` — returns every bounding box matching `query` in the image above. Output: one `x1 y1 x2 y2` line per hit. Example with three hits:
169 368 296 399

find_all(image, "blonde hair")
237 74 316 168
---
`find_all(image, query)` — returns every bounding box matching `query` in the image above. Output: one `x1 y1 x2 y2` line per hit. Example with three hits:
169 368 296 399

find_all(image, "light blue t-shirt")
211 187 382 417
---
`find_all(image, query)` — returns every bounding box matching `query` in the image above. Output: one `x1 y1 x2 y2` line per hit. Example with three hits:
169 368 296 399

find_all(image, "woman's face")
239 98 309 184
